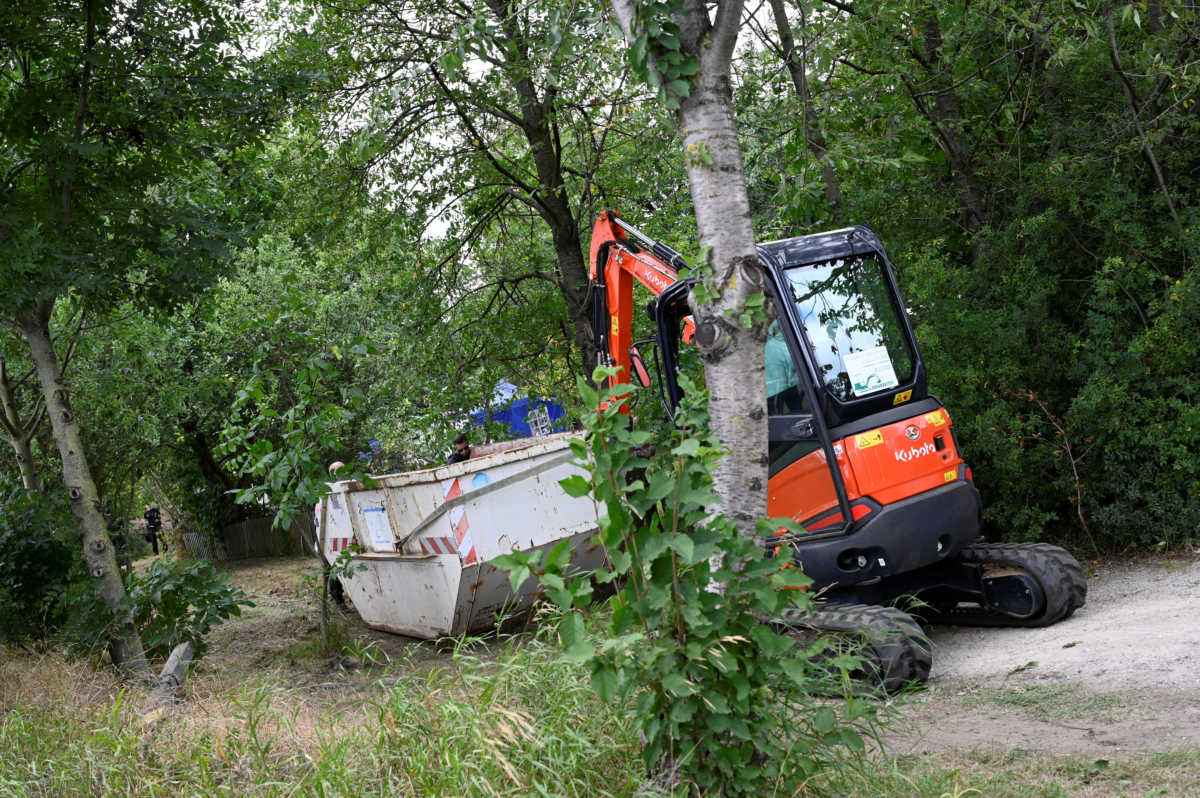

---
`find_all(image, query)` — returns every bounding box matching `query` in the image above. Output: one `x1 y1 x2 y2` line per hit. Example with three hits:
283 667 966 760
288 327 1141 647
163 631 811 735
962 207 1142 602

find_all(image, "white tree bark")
16 302 149 677
611 0 768 539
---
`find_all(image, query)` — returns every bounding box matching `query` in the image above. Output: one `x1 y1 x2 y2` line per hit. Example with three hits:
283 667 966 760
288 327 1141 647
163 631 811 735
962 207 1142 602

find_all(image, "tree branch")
1106 1 1183 235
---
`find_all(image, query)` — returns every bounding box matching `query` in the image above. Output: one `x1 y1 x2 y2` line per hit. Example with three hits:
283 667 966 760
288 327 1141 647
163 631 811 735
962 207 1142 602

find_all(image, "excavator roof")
757 224 884 269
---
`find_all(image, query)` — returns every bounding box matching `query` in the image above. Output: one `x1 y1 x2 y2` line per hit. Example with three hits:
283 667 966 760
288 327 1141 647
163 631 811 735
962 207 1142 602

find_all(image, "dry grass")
1 556 643 796
4 556 1199 797
0 647 124 715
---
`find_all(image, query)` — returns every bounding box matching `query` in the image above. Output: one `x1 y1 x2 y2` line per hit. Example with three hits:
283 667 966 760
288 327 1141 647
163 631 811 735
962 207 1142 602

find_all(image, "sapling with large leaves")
496 371 875 794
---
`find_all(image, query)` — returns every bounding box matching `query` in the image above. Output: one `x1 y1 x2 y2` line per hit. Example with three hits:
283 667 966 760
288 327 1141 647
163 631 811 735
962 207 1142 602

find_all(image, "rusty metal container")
316 433 602 638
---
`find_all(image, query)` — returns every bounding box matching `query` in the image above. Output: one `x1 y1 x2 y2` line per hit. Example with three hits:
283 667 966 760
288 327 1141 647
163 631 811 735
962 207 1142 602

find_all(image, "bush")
900 226 1200 552
0 487 82 642
128 558 254 659
61 557 254 661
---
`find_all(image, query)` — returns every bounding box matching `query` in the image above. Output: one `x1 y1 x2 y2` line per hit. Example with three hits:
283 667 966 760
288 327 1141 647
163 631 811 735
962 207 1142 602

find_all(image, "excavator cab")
650 227 987 593
765 229 926 426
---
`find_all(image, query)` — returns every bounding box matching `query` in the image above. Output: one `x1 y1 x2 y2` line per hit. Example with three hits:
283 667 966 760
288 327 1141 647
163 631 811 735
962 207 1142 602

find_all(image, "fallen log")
139 641 195 725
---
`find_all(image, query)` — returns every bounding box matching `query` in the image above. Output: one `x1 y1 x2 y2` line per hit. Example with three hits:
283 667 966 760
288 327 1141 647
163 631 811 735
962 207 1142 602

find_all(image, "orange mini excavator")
589 210 1087 690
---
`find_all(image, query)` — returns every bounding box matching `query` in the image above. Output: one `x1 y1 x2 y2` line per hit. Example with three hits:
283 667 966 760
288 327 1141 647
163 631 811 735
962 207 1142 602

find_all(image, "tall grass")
3 633 1198 797
0 632 644 797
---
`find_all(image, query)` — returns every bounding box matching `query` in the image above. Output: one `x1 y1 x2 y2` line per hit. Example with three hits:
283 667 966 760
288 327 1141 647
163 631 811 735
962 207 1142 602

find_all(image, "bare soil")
202 551 1200 762
887 551 1200 756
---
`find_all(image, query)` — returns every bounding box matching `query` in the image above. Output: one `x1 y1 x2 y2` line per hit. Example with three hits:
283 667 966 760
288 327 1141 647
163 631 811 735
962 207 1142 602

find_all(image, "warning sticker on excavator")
892 389 913 405
944 470 956 482
925 411 946 426
856 430 884 450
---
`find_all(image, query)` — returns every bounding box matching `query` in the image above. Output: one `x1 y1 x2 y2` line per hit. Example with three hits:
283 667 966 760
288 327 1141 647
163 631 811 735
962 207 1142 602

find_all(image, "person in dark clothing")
446 432 471 464
143 503 165 555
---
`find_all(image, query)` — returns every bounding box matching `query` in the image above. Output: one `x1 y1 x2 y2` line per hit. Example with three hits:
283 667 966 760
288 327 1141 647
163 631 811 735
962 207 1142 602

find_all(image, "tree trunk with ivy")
611 0 769 540
15 302 149 677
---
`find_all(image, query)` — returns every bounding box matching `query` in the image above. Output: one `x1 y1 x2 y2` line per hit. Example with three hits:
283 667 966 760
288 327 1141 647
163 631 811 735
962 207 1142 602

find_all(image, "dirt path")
889 553 1200 755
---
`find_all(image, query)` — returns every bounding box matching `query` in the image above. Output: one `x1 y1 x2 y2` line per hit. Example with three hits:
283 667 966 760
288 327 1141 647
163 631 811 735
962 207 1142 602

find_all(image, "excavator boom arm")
589 211 693 387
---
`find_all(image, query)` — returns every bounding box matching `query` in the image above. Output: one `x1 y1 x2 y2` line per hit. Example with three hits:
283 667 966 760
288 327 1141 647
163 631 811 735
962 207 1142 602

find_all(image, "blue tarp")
470 381 568 437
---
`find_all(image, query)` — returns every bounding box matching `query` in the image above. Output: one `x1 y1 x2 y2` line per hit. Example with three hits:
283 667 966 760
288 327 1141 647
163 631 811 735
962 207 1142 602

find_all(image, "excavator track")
921 542 1087 628
777 603 932 694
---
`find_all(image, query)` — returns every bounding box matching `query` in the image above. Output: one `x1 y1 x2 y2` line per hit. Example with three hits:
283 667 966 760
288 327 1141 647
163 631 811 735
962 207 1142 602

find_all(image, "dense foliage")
726 0 1199 550
0 489 80 642
126 559 252 659
63 558 252 661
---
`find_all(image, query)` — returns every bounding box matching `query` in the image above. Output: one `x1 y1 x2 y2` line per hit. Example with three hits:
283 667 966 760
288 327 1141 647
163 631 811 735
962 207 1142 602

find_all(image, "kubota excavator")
589 210 1087 691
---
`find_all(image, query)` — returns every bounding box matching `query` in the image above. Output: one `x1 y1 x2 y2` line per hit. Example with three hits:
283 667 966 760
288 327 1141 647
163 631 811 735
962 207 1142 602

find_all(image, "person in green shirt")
765 321 805 415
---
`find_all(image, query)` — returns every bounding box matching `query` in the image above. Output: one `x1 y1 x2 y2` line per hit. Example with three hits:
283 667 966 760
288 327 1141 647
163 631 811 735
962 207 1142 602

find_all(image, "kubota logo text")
894 442 936 463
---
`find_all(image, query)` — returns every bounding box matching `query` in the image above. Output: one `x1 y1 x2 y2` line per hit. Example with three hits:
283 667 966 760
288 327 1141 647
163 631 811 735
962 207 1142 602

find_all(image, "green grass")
962 682 1130 721
4 641 1198 797
0 634 645 797
810 748 1200 797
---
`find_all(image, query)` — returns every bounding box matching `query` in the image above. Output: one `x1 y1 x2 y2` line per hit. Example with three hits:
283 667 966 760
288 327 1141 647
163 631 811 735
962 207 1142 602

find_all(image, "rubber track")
927 542 1087 628
778 603 932 694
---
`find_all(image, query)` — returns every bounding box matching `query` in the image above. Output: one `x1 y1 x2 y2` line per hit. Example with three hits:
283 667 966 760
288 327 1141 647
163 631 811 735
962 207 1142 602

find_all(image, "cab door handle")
790 419 815 438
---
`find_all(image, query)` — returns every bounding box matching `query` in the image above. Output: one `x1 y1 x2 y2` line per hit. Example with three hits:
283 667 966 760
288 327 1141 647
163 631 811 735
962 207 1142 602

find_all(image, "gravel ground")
888 552 1200 754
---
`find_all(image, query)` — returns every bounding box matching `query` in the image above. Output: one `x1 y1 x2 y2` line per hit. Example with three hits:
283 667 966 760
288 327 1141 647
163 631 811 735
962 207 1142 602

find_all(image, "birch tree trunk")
610 0 769 539
15 301 149 677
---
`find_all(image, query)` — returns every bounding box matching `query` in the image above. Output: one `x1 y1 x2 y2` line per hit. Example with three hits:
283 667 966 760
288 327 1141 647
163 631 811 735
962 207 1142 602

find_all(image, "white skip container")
315 433 603 638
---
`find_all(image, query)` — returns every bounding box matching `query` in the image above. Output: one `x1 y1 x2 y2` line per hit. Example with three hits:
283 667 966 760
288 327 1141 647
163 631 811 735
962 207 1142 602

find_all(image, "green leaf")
559 613 593 662
703 692 730 714
675 58 700 76
559 474 592 498
813 706 836 734
778 658 809 686
661 672 694 696
494 556 532 593
630 33 648 72
544 540 572 572
667 533 695 562
591 664 619 701
670 697 697 722
672 438 701 457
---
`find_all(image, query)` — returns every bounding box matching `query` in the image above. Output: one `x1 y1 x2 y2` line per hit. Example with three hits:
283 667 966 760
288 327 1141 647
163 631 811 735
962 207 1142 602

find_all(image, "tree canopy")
1 0 1196 596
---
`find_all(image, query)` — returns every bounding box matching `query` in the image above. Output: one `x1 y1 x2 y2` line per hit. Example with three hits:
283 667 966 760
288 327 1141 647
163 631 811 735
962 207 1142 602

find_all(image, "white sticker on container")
361 506 395 552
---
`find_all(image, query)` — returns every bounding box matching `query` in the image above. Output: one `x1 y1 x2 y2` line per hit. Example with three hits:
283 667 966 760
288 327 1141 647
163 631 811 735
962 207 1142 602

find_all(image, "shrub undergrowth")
0 488 81 643
63 558 253 661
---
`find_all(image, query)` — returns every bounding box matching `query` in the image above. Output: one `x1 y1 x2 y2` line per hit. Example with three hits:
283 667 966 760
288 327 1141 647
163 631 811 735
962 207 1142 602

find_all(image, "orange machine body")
768 407 967 532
